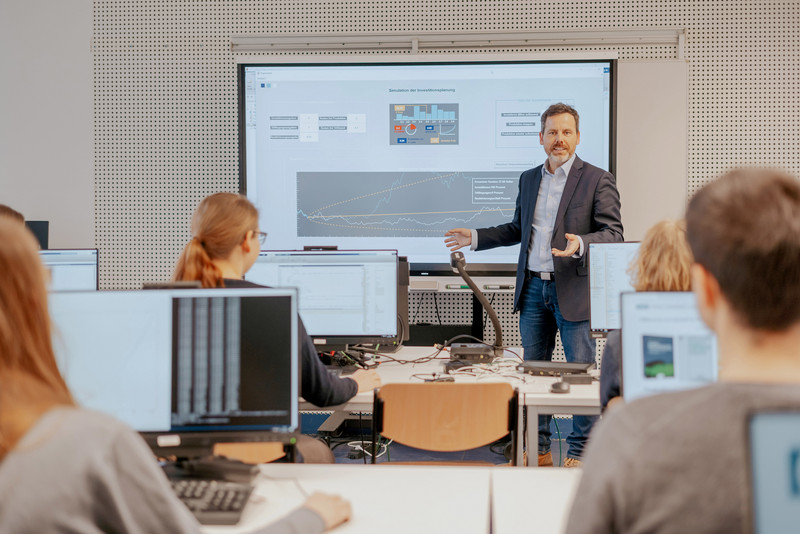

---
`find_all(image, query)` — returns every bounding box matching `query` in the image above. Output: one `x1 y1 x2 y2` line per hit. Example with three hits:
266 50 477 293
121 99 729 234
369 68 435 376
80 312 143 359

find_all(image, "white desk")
202 464 580 534
304 346 601 467
491 468 582 533
202 464 491 534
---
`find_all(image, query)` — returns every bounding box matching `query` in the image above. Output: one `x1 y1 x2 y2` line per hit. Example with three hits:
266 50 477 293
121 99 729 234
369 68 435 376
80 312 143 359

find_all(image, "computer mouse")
550 381 571 394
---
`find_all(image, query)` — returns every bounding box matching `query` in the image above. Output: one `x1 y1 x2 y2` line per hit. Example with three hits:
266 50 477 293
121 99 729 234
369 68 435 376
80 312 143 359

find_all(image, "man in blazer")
445 103 623 466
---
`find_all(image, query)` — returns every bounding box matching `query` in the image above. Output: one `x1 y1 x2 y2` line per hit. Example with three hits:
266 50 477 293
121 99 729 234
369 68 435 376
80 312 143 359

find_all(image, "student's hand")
350 369 382 393
444 228 472 251
303 492 352 530
551 233 581 257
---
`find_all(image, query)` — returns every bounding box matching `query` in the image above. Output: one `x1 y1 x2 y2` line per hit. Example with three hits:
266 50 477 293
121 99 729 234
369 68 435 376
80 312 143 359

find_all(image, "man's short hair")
686 168 800 330
0 204 24 223
540 103 580 134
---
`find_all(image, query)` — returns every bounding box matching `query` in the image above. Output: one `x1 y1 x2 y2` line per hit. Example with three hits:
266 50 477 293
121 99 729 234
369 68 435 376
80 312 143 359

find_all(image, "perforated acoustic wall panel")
94 1 800 356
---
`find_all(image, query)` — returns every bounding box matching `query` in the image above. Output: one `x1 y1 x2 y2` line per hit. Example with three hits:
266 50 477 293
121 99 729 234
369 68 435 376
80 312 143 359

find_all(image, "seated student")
0 218 350 533
173 192 382 407
565 168 800 534
599 219 693 411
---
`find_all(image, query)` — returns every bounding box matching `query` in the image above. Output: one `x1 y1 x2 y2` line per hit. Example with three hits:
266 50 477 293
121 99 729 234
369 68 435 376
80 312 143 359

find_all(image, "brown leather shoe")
538 451 553 467
563 457 582 468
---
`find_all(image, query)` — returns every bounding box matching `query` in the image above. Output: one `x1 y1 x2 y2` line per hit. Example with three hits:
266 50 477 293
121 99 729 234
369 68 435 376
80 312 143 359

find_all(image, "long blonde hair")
0 219 74 459
629 219 693 292
173 192 259 288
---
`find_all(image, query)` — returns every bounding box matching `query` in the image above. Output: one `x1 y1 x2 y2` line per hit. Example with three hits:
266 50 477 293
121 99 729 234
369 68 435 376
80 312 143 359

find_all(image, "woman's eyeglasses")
254 231 268 245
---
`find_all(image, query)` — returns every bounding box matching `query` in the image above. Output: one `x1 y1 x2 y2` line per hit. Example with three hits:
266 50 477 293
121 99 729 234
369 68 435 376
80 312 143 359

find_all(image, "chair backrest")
373 382 518 456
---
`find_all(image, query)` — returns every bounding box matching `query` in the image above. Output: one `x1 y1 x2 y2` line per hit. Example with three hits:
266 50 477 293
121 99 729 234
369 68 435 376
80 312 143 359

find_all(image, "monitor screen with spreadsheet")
245 249 398 349
620 291 718 402
49 288 299 458
589 242 640 332
40 248 98 291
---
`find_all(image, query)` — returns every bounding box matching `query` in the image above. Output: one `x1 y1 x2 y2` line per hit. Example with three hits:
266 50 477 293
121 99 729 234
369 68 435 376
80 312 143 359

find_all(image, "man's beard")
548 151 570 169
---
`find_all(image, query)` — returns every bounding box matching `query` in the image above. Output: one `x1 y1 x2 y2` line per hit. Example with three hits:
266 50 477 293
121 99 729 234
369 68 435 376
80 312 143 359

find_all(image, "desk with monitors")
39 248 99 291
588 242 640 336
245 249 399 352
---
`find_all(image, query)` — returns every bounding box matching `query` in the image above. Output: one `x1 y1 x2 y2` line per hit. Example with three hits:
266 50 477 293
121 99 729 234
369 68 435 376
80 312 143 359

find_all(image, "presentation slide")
241 61 613 267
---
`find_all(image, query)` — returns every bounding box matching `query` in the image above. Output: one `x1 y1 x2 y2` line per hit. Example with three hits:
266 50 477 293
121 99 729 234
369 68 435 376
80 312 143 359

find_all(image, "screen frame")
588 240 640 334
619 291 718 403
237 57 617 276
39 248 100 291
134 287 301 458
746 409 800 534
246 248 401 350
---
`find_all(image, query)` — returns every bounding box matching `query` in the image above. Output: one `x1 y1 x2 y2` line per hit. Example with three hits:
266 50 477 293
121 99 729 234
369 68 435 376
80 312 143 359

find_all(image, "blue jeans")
519 276 597 459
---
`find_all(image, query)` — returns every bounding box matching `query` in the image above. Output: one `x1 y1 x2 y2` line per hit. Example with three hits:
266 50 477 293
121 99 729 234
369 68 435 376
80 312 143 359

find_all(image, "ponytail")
173 192 259 288
172 237 225 288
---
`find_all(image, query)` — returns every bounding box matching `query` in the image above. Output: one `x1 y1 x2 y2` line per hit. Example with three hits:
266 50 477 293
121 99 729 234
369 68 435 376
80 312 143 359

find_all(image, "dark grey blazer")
476 156 623 322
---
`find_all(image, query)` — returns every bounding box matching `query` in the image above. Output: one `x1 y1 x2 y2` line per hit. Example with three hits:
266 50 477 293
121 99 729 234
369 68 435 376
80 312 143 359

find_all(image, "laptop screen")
749 411 800 533
589 242 640 332
620 291 718 402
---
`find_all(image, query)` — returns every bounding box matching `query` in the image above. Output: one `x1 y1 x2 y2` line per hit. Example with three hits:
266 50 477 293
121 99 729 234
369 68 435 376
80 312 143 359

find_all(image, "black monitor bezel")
137 288 301 459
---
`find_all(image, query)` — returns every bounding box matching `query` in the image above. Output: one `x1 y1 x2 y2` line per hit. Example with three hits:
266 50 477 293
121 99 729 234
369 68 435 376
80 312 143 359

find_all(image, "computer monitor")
245 249 399 350
620 291 718 402
589 242 640 333
748 411 800 533
40 248 99 291
49 288 300 459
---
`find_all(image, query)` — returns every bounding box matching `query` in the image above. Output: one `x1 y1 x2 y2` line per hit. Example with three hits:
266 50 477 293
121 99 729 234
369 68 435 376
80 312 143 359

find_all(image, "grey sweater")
0 407 325 534
565 382 800 534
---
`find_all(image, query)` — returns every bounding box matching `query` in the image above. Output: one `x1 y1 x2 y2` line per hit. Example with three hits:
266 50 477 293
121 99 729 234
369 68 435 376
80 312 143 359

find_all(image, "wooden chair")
371 382 519 465
213 442 289 464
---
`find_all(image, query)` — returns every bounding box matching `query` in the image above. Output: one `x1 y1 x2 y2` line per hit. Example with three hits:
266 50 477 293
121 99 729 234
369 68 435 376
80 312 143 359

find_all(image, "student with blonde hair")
599 219 693 410
174 192 382 405
0 218 349 533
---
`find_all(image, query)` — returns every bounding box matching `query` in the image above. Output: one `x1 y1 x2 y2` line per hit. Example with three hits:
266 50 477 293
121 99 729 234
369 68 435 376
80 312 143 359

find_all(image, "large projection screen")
239 59 615 274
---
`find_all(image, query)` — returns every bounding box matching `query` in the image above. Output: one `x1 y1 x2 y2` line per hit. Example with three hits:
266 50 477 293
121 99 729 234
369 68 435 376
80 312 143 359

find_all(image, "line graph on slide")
296 171 519 237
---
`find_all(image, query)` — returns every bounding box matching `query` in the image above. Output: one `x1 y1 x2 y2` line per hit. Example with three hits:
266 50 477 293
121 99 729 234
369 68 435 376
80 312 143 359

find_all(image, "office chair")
371 382 519 465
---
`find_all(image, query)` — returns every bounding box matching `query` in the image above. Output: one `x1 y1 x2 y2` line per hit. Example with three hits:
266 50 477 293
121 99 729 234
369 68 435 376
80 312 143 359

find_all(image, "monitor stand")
161 456 262 484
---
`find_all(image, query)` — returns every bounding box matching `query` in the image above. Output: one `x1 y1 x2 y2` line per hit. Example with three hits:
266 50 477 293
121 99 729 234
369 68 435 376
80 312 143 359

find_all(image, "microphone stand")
449 251 504 359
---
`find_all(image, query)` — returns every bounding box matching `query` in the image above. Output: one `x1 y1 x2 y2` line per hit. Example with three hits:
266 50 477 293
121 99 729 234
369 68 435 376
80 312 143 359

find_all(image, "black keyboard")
170 478 254 525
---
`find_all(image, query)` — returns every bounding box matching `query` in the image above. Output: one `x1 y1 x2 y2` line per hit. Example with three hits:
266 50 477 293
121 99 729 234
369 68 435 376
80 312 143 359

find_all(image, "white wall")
0 0 94 248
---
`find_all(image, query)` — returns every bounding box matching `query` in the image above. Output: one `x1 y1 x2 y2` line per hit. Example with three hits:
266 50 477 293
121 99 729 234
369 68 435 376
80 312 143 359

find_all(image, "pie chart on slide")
405 124 417 135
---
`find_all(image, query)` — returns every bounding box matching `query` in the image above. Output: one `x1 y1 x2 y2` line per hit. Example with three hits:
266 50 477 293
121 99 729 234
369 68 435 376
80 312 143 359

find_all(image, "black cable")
433 292 442 325
483 293 496 338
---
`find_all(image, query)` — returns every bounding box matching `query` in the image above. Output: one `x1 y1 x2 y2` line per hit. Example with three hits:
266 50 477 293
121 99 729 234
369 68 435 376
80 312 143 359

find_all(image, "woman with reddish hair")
0 218 349 532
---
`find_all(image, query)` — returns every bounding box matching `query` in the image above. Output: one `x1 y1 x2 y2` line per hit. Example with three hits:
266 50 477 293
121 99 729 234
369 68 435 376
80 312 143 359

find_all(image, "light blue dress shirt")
526 154 576 272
